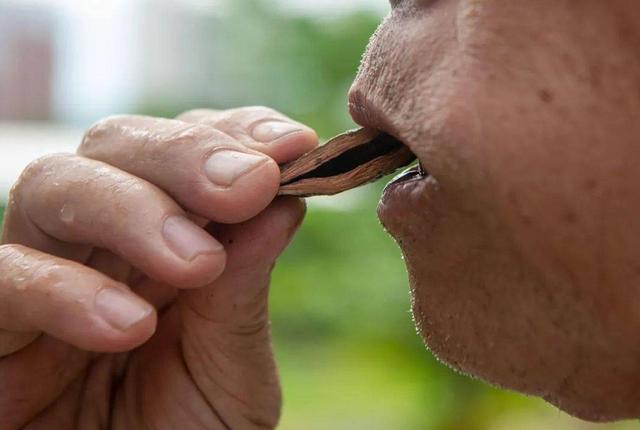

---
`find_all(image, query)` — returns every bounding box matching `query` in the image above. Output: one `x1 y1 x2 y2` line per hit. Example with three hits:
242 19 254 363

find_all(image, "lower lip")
384 165 426 191
380 164 434 209
388 165 422 184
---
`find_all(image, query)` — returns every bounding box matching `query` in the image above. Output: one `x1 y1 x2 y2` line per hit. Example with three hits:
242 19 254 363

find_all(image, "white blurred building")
0 4 54 120
0 0 229 197
0 0 228 125
0 0 386 198
0 0 386 125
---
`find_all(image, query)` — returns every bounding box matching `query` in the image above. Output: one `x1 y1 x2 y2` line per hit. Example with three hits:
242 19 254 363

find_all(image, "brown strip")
278 128 416 197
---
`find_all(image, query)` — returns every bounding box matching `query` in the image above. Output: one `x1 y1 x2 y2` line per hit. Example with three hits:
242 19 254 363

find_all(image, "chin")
378 172 640 421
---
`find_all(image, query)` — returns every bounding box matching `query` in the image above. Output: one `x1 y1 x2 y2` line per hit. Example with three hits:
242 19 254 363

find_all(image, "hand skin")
349 0 640 422
0 107 318 429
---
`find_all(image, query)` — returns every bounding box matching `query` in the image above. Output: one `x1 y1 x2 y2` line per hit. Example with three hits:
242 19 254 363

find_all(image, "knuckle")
230 106 292 133
0 244 20 264
165 123 238 159
9 153 71 208
80 115 127 151
164 123 217 148
38 260 65 283
230 105 287 125
88 277 114 296
0 244 38 276
104 176 149 202
4 247 94 287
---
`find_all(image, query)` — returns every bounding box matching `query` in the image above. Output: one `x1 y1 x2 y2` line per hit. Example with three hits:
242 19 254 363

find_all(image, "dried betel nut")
278 128 416 197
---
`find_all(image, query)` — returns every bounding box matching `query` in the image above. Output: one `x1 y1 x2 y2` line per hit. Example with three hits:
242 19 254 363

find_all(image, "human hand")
0 107 317 429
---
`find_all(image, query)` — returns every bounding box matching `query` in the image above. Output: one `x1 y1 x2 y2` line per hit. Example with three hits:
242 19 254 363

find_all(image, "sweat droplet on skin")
59 204 75 224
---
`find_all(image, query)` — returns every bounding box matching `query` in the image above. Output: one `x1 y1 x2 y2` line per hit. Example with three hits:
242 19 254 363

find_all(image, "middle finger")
7 154 225 289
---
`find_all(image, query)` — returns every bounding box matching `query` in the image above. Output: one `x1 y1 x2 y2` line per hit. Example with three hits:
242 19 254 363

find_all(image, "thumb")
178 197 305 429
180 196 305 326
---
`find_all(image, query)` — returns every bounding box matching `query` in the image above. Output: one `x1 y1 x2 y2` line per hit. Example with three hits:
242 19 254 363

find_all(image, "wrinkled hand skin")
350 0 640 421
0 107 317 429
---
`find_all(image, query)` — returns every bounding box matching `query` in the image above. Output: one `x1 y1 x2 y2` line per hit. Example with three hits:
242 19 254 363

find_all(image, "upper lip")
348 87 404 144
348 86 422 163
349 86 430 181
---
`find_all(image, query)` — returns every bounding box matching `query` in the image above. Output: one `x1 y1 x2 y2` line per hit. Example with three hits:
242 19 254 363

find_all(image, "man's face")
349 0 640 421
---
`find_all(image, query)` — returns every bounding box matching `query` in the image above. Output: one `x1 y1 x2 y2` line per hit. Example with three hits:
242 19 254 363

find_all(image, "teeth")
418 161 427 176
390 166 417 183
278 128 416 197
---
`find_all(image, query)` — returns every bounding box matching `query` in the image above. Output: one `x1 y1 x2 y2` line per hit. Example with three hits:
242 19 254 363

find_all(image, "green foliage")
139 0 380 137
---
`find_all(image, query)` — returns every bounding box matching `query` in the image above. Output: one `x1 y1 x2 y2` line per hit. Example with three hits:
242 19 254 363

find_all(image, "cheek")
380 149 640 421
379 56 640 418
471 75 640 340
452 0 640 337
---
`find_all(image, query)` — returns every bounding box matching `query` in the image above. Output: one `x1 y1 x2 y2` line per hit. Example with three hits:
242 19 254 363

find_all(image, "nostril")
347 94 364 122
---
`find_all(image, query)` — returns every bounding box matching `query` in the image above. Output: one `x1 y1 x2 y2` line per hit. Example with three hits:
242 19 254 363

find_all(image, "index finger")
177 106 319 164
78 115 280 224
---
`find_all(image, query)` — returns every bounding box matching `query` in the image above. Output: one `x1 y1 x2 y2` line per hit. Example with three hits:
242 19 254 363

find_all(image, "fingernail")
95 288 152 331
204 150 267 186
163 215 223 261
251 121 304 143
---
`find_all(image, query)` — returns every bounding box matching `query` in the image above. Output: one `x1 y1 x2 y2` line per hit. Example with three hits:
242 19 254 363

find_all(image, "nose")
347 83 368 126
348 75 386 130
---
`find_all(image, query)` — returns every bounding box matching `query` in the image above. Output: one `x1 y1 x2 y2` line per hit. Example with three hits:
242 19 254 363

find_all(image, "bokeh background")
0 1 637 429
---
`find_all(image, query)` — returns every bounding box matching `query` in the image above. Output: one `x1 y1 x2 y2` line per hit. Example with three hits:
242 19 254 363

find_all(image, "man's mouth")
389 162 427 184
276 87 431 198
347 88 431 194
383 158 429 193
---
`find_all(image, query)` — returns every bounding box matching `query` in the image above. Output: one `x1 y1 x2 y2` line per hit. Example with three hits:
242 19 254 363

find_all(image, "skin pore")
349 0 640 421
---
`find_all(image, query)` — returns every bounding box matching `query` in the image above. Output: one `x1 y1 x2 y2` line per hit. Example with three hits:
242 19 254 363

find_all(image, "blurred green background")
0 1 637 428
